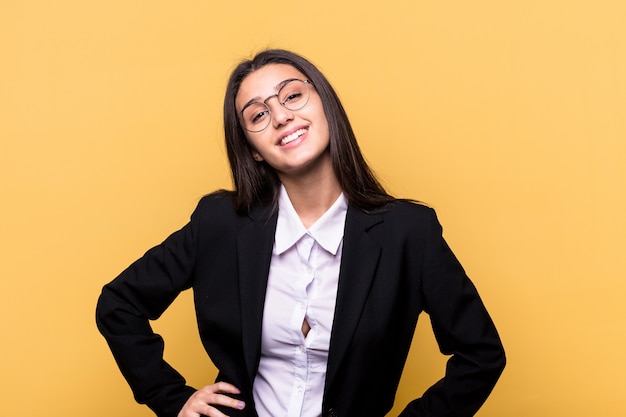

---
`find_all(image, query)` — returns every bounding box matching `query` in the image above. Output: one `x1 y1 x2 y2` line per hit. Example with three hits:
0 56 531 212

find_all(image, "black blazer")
96 191 505 417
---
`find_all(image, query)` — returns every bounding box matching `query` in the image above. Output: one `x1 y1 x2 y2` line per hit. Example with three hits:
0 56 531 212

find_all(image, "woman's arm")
96 218 198 416
400 209 506 417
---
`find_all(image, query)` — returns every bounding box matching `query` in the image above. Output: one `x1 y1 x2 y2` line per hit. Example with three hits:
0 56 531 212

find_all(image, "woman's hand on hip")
177 382 246 417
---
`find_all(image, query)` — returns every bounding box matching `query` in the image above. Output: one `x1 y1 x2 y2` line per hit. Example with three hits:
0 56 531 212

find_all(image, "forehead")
236 64 306 107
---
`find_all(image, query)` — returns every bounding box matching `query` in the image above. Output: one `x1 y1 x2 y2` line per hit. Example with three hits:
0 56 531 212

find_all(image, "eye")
283 91 302 103
243 103 270 126
279 81 306 106
251 109 268 123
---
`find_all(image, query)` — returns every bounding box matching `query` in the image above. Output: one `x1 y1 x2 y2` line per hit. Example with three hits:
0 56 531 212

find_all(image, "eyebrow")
239 78 301 113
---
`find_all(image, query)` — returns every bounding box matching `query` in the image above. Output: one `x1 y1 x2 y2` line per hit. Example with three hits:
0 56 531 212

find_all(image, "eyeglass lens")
241 79 310 132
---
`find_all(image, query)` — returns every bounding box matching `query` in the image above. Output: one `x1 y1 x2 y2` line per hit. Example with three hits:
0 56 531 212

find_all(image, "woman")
96 49 505 417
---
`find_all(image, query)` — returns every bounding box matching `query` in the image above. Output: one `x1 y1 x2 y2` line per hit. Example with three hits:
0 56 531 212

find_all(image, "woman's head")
235 62 332 185
223 49 393 212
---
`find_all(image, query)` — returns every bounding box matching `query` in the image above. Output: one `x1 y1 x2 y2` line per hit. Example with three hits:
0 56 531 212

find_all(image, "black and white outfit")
96 188 505 417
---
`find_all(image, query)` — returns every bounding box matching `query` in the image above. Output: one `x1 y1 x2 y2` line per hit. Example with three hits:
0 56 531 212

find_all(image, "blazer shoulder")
191 190 275 229
381 199 438 223
186 190 240 230
192 189 241 215
344 200 436 243
197 189 236 208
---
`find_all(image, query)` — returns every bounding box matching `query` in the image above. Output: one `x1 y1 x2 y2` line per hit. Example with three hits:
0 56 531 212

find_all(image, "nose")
266 97 294 128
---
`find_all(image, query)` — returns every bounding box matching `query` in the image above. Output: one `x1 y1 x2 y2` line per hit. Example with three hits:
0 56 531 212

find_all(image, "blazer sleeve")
399 208 506 417
95 202 205 417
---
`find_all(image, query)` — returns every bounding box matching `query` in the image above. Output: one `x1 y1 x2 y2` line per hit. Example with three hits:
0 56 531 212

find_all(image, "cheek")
313 101 330 134
244 133 261 150
318 112 331 140
245 133 272 157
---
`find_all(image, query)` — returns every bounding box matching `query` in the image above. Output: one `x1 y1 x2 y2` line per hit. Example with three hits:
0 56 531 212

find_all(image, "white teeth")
280 128 307 146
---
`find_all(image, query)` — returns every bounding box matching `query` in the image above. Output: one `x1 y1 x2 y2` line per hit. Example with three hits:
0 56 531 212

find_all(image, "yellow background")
2 1 625 415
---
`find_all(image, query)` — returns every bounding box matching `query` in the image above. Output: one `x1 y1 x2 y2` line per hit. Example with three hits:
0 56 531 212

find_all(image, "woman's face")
235 64 331 180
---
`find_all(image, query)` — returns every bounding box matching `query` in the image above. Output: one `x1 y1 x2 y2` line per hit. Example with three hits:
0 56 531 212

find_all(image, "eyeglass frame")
238 78 313 133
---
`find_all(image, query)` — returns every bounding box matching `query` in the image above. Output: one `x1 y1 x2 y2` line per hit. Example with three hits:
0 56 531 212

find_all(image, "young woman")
96 49 505 417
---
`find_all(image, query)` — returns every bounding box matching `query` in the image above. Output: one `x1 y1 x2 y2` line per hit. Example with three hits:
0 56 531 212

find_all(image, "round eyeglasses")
240 79 312 133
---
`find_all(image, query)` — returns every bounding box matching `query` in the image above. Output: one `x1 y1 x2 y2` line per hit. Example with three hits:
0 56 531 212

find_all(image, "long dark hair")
223 49 395 213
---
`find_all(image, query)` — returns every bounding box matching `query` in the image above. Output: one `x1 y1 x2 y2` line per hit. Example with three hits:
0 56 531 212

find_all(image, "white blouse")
253 186 347 417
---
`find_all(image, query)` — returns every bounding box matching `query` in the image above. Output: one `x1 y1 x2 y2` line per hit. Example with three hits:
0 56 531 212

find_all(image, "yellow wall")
2 1 625 415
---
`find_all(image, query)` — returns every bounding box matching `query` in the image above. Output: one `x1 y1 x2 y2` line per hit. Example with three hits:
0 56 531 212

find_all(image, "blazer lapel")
325 206 383 390
237 205 277 385
235 204 384 391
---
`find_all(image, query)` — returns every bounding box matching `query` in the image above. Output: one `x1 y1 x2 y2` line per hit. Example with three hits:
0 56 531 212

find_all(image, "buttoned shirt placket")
287 233 316 416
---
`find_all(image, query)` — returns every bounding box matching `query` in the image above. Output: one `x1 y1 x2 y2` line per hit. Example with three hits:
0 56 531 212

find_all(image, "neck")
279 169 342 229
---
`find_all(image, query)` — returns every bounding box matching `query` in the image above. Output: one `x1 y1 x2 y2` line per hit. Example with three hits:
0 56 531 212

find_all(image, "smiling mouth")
279 128 308 146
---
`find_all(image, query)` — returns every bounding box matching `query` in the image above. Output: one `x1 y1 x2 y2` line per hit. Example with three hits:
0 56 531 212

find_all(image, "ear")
252 152 264 162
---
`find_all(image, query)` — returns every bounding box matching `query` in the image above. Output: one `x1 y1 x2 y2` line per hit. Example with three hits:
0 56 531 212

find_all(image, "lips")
278 127 308 146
